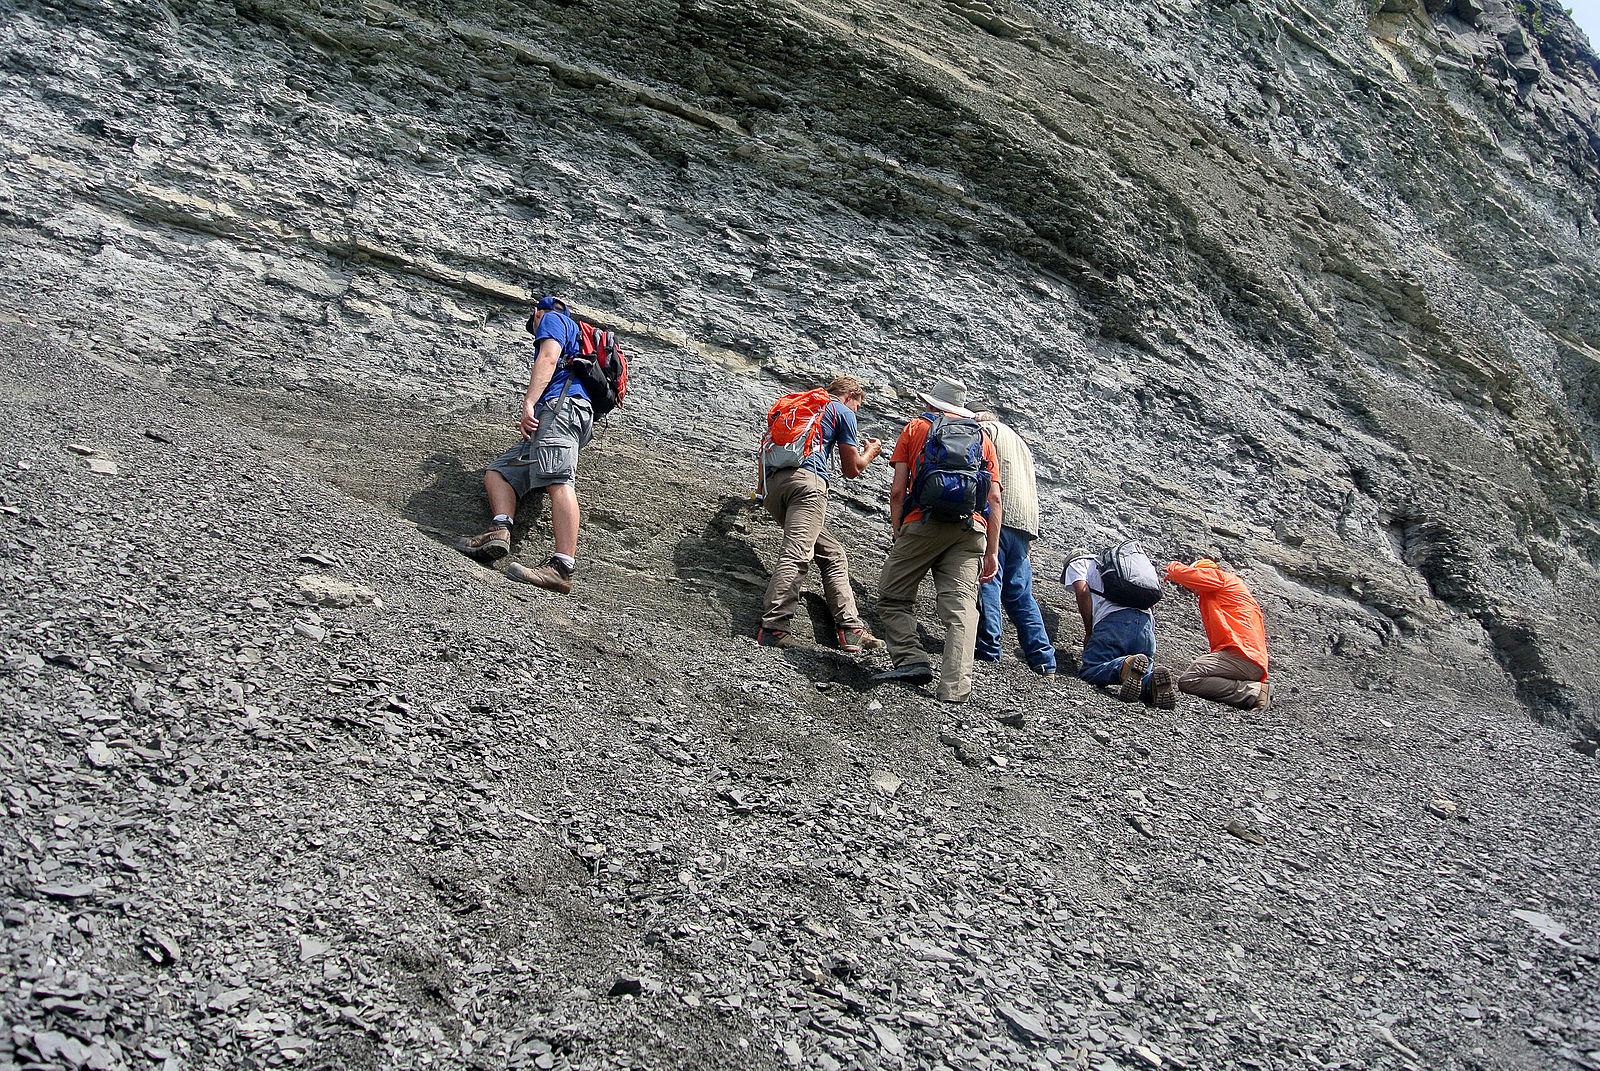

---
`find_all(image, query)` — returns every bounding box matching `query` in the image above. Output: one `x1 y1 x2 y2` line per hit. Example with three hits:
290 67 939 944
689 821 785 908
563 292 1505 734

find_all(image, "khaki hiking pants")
878 521 985 703
1178 650 1267 709
762 467 865 634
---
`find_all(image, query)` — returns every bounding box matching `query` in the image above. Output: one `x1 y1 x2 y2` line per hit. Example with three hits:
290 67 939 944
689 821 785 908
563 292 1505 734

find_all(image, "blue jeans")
976 527 1056 672
1078 608 1155 698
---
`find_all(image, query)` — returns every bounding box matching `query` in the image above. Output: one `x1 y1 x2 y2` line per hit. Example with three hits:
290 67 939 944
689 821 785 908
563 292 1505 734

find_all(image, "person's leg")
546 482 580 558
458 458 523 561
1177 650 1265 708
877 525 942 668
1128 613 1157 700
790 471 860 632
974 544 1005 662
1077 610 1142 686
760 471 826 633
484 469 518 519
813 524 866 631
931 529 984 702
501 400 589 592
998 529 1055 672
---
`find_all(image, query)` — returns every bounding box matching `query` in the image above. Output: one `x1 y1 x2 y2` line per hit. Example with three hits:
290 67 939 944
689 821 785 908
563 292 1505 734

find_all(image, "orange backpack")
760 388 833 477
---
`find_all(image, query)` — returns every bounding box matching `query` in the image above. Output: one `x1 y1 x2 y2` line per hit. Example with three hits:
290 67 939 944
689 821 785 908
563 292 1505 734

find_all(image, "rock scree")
2 0 1599 1069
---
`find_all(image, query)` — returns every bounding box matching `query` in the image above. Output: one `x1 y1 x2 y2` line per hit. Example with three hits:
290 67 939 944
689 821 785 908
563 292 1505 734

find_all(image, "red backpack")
569 321 630 419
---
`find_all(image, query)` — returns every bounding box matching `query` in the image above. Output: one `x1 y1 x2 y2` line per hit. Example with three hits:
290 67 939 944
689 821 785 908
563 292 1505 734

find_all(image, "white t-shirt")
1064 556 1153 629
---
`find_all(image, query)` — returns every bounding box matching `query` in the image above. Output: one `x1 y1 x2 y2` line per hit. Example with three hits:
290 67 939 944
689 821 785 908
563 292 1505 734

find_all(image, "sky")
1568 0 1600 43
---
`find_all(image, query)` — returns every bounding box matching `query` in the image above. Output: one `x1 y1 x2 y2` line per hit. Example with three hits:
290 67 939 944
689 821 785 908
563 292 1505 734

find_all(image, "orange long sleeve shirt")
1165 560 1270 676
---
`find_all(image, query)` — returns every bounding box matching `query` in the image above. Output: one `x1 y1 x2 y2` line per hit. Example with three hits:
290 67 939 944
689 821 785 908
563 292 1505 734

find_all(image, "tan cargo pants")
761 467 864 633
1177 650 1267 709
878 521 985 702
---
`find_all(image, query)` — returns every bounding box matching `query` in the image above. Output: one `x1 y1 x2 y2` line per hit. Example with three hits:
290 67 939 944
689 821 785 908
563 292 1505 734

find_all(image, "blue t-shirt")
801 400 861 481
533 310 588 405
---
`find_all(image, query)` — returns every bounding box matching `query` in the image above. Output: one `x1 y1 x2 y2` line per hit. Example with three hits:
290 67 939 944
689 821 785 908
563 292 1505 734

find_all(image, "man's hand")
840 437 884 479
519 404 541 439
980 551 1000 584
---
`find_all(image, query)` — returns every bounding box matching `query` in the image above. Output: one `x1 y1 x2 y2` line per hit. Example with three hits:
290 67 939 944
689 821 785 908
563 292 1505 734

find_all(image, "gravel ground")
3 325 1597 1071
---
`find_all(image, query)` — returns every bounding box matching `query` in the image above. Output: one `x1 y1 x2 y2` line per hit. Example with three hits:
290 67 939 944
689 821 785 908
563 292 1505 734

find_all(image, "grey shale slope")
1 0 1598 1069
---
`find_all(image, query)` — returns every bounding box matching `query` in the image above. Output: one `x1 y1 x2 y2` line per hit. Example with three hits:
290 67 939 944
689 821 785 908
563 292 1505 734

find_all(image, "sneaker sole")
1150 665 1177 710
457 539 511 562
1119 655 1150 703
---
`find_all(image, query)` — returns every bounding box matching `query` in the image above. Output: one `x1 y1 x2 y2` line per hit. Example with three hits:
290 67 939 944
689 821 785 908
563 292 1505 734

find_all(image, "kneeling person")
1064 544 1177 708
1164 558 1270 710
456 296 592 594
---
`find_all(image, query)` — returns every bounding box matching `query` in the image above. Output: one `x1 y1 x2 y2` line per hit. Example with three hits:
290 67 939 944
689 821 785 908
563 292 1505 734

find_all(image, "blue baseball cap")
535 295 566 311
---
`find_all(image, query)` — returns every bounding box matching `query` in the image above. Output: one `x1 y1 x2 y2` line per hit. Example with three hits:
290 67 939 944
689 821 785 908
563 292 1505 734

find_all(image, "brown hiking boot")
836 627 884 653
1149 664 1178 710
504 560 573 594
1255 681 1271 711
1118 654 1150 703
758 628 800 648
456 526 511 563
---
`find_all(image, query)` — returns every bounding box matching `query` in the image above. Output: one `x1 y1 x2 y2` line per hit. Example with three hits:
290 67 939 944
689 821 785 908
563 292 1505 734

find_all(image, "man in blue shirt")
456 296 593 594
757 376 884 651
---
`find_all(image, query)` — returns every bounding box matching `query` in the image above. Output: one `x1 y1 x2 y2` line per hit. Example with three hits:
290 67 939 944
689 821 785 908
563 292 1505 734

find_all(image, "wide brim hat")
917 375 977 419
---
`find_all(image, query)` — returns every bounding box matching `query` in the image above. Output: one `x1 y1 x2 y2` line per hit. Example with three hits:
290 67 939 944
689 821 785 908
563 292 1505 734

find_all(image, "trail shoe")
871 662 935 688
1255 681 1272 711
504 557 574 594
456 526 511 563
758 628 799 649
836 627 885 653
1149 664 1178 710
1118 654 1151 703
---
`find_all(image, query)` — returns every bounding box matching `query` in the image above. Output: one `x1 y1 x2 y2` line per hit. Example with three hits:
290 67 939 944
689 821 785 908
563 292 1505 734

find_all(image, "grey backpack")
1094 541 1162 609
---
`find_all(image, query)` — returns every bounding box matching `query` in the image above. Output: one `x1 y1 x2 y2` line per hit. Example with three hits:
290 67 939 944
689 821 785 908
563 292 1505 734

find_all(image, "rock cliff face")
3 1 1599 1069
5 0 1599 743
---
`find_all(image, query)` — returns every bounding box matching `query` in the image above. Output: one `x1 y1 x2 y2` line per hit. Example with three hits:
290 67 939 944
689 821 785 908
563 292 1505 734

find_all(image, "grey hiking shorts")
486 396 594 496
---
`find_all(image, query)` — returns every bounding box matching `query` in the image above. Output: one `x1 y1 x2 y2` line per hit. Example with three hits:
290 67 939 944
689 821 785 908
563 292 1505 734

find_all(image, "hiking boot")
836 627 884 654
758 628 799 649
1118 654 1150 703
1032 664 1057 678
1254 681 1271 711
871 662 935 688
456 525 511 563
504 559 573 594
1149 664 1177 710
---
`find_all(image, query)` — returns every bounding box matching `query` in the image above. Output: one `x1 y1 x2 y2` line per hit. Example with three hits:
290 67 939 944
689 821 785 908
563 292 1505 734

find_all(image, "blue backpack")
911 414 991 523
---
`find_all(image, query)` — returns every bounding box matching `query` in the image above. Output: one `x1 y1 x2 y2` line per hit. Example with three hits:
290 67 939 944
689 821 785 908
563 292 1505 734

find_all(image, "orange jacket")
1165 560 1269 676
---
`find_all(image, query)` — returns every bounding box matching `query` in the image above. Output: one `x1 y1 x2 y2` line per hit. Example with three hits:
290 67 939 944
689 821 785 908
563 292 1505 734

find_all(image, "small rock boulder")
294 574 382 609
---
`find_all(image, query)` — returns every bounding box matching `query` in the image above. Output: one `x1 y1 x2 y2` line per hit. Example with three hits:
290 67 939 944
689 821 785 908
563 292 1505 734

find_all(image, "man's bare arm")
838 437 882 479
520 338 564 438
1073 581 1094 639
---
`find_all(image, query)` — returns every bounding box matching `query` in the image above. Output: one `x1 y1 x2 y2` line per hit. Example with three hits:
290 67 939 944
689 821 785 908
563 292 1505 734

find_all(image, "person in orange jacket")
1164 558 1270 710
